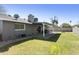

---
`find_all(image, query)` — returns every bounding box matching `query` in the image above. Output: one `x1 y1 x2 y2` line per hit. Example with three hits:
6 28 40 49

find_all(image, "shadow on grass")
0 33 61 52
49 33 61 42
0 38 33 52
34 33 61 42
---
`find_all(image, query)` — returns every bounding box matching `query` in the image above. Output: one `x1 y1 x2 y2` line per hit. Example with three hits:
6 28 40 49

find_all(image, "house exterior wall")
25 24 34 35
27 24 43 34
1 21 53 41
2 21 34 40
0 20 3 34
0 20 3 41
2 21 42 40
2 21 15 40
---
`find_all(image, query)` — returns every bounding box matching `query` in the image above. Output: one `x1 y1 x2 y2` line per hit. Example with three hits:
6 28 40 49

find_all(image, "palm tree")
54 20 58 25
69 20 72 24
54 16 58 24
13 14 20 20
51 16 58 32
51 16 58 26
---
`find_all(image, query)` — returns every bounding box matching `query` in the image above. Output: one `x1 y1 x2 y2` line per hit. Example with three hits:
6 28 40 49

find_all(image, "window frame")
14 23 26 31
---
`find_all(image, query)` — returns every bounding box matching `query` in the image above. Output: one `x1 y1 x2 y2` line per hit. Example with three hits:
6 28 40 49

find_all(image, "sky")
1 4 79 25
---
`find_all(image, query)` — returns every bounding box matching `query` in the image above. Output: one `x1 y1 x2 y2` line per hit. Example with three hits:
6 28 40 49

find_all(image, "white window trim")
14 24 26 31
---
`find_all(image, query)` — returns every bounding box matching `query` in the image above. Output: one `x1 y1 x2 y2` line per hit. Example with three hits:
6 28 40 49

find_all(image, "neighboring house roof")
0 14 32 24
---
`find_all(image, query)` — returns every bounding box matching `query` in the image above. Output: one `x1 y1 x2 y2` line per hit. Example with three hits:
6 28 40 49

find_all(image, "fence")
73 27 79 35
52 28 72 32
61 28 72 32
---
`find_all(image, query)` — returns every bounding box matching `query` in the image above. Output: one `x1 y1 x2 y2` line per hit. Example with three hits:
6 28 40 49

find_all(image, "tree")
69 20 72 23
28 14 34 22
28 14 39 23
73 24 79 27
52 20 58 25
34 18 38 23
69 20 72 25
51 16 59 33
13 14 20 20
61 23 72 28
51 16 58 26
8 15 11 17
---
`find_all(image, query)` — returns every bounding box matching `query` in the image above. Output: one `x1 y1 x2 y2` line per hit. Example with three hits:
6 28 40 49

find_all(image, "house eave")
0 18 32 24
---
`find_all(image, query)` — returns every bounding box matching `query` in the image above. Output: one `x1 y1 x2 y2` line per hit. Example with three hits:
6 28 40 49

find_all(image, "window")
14 23 25 31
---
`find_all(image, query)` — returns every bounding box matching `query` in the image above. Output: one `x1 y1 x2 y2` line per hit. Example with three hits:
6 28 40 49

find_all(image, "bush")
61 23 72 28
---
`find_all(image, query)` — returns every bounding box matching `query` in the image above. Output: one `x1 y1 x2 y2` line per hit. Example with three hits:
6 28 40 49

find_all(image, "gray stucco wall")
2 21 41 40
27 24 42 34
2 21 43 40
2 21 30 40
0 20 3 41
0 20 3 34
2 21 15 40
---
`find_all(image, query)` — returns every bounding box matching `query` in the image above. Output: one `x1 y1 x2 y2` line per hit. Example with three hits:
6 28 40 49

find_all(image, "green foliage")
34 18 38 22
51 16 58 26
8 15 11 17
61 23 72 28
13 14 20 19
28 14 39 23
73 24 79 27
52 20 58 25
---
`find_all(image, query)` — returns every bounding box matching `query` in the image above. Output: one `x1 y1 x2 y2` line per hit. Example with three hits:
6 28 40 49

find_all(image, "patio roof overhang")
32 22 53 38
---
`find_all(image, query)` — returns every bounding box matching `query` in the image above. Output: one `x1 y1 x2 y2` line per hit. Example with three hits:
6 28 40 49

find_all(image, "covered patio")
32 22 54 39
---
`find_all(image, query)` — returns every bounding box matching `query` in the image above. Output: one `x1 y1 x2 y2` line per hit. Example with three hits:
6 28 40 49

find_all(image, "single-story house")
0 14 53 41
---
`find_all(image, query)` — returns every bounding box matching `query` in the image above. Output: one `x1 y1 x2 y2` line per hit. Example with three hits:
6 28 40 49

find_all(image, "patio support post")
43 23 45 37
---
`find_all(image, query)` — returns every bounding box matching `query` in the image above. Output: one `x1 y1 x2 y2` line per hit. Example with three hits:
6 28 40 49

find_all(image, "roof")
0 14 52 25
0 14 32 24
33 22 52 25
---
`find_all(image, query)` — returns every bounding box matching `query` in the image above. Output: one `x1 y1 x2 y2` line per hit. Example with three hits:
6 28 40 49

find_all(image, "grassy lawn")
0 32 79 55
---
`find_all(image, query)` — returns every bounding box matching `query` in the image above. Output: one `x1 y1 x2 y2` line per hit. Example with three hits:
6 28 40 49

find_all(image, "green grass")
0 32 79 55
49 32 79 55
